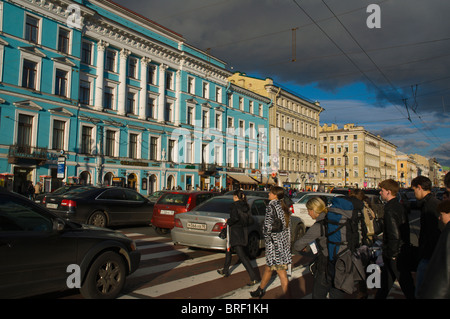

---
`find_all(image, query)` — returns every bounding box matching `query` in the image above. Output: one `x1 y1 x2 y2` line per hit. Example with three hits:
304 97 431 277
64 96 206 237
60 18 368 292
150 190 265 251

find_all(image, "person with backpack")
375 179 415 299
217 190 258 286
294 196 364 298
251 186 291 298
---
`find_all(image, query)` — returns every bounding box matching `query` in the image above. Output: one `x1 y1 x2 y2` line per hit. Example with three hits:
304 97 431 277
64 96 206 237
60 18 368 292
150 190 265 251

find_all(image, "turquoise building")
0 0 270 195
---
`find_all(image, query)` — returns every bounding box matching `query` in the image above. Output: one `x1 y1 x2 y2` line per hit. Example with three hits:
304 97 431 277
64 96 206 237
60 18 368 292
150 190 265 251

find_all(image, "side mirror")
53 218 66 232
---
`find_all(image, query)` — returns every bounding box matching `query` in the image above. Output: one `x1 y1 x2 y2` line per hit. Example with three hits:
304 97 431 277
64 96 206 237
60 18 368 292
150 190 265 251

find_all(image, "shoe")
247 280 260 287
250 286 265 299
217 269 230 277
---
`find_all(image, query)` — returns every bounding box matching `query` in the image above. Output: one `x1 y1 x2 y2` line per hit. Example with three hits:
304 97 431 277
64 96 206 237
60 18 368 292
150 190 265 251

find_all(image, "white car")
291 192 344 228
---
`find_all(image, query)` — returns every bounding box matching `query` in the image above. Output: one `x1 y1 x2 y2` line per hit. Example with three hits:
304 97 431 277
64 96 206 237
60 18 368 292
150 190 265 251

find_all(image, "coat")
418 193 441 260
382 198 410 259
416 222 450 299
227 200 249 247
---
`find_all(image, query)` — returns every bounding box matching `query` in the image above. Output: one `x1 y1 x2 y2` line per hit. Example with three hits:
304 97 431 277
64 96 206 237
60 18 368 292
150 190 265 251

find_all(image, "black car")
43 186 153 228
0 188 140 299
35 184 84 204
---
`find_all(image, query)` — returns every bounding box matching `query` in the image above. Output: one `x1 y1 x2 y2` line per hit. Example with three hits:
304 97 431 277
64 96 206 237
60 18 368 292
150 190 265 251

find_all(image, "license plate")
160 210 174 215
187 222 206 230
47 203 58 209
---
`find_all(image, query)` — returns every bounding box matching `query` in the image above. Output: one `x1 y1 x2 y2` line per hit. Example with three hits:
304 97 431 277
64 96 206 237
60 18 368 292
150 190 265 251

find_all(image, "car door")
123 189 153 223
0 194 77 298
96 188 128 224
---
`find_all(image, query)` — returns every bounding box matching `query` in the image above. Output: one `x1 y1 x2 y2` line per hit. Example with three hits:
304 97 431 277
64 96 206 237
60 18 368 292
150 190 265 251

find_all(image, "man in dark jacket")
376 179 415 299
411 176 441 294
416 200 450 298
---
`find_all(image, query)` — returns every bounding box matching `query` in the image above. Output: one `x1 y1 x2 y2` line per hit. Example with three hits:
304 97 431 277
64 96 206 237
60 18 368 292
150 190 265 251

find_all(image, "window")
215 87 222 102
105 50 116 72
168 139 175 162
239 120 244 137
239 150 245 168
52 120 65 150
129 133 138 159
17 114 33 151
81 126 93 154
202 109 209 128
105 130 116 157
165 102 173 122
79 80 90 105
126 92 136 114
239 97 244 110
55 69 68 97
166 72 173 90
25 15 39 44
22 60 37 89
128 57 137 78
58 28 70 54
148 65 156 85
150 136 158 160
186 141 194 163
202 82 209 99
148 97 156 119
81 41 92 64
104 86 114 110
188 77 195 94
215 113 222 129
187 106 194 125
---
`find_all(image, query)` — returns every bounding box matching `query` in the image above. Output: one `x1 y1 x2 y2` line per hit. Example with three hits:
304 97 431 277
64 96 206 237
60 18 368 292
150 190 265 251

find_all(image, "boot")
250 286 265 299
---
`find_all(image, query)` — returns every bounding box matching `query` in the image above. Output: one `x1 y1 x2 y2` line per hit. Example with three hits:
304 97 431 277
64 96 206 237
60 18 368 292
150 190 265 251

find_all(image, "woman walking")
217 190 259 286
250 186 292 298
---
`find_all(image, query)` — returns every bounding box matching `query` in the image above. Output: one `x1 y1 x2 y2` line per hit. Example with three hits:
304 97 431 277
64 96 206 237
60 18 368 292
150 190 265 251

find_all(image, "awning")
259 176 276 185
227 173 258 184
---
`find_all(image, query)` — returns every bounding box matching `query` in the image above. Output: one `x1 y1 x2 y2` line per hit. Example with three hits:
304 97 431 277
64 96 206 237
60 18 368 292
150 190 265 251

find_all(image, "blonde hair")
306 197 327 215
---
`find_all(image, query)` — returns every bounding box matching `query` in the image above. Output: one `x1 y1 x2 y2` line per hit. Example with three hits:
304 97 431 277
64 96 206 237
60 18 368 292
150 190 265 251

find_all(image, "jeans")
415 259 430 297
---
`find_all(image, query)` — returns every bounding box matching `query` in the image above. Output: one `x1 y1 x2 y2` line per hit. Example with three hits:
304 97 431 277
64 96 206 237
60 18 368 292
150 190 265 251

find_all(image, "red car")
151 191 217 234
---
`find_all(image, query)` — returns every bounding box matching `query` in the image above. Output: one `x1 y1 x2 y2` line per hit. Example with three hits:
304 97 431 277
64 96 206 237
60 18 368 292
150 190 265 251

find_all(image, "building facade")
0 0 270 195
319 123 397 188
229 73 323 190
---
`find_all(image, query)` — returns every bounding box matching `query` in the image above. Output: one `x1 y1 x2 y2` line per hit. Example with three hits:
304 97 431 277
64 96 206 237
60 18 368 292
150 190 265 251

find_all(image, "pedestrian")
293 197 347 298
375 179 415 299
251 186 291 298
411 176 441 295
416 200 450 299
34 182 42 196
27 181 35 200
217 190 259 286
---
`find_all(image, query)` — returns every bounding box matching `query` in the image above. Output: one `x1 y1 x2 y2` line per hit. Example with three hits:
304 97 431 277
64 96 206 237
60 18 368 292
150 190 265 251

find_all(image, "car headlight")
130 240 137 251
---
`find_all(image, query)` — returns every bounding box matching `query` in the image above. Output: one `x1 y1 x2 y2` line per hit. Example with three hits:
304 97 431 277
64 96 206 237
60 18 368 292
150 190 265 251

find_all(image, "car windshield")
158 193 190 206
192 197 234 214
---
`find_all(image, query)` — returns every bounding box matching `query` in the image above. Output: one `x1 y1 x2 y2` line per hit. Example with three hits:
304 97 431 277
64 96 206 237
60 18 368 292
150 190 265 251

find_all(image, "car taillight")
186 196 192 210
212 222 226 232
61 199 77 208
42 196 47 204
290 205 294 214
174 218 183 228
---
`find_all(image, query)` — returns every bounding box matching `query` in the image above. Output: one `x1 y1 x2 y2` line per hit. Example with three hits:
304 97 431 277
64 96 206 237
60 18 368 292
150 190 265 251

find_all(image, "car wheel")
247 232 260 259
155 227 170 235
88 211 107 228
80 251 127 299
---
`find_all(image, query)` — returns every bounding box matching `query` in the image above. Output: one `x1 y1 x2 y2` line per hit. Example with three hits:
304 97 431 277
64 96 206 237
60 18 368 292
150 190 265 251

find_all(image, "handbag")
218 227 227 239
272 216 283 233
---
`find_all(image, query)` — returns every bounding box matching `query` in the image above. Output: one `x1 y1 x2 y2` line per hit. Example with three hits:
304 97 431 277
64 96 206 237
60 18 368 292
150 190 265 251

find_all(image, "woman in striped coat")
251 186 292 298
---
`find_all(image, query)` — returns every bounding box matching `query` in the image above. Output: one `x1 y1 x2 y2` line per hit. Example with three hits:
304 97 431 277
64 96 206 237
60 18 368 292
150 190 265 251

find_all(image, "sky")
114 0 450 167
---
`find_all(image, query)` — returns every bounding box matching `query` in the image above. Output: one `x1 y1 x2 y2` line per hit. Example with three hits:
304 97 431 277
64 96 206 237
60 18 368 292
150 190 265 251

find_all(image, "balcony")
8 145 48 165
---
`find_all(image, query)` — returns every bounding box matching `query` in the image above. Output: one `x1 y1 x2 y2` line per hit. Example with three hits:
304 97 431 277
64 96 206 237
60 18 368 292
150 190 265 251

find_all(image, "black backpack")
238 208 254 227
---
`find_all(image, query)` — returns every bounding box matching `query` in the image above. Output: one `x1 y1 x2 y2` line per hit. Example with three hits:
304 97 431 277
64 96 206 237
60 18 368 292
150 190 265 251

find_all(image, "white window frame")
187 76 195 94
79 122 97 155
128 130 142 159
49 116 70 151
24 13 42 45
57 25 72 55
14 109 39 148
19 51 42 91
104 127 120 157
52 62 72 98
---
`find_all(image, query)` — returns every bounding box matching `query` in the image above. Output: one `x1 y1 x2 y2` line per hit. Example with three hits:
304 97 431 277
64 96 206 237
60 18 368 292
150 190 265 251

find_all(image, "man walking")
411 176 441 294
375 179 415 299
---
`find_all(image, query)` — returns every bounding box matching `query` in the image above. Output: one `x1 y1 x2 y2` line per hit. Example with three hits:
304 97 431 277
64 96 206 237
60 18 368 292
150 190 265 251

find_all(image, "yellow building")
319 123 397 188
229 73 323 189
397 153 418 187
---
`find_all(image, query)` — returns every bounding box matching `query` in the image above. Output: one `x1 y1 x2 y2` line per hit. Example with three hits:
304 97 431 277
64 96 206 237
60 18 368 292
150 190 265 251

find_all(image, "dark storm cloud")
114 0 450 112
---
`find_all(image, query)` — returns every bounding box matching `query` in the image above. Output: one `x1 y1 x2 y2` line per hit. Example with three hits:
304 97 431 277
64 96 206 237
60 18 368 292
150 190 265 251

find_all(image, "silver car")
171 195 268 259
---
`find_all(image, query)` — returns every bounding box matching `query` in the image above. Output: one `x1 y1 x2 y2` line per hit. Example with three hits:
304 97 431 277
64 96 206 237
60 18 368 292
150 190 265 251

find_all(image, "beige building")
319 123 397 188
229 73 323 189
397 153 418 187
